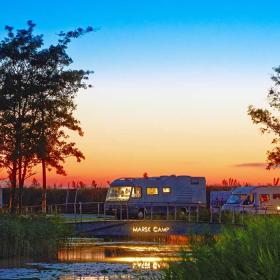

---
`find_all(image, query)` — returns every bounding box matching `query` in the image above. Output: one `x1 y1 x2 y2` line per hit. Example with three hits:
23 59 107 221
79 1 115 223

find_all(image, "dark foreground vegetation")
2 187 108 207
0 215 72 259
164 216 280 280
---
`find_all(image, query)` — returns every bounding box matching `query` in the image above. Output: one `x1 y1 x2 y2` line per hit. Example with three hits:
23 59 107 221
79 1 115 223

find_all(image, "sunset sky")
1 1 280 186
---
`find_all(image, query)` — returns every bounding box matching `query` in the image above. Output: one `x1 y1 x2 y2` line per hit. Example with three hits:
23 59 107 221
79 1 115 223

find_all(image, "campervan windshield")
227 194 247 204
107 186 132 201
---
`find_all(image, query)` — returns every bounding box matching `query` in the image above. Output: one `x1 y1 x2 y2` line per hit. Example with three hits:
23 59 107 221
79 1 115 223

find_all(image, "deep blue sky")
2 1 280 74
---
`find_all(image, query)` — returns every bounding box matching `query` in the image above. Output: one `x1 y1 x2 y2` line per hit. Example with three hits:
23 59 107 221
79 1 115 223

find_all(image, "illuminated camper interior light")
146 187 158 195
106 186 132 201
163 187 171 193
277 206 280 211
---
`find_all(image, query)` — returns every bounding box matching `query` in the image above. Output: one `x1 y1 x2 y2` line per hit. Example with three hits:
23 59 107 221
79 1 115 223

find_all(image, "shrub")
164 216 280 280
0 215 73 259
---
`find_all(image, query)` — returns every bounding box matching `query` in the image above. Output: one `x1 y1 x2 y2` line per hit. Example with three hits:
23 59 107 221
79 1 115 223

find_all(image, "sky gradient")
1 1 280 186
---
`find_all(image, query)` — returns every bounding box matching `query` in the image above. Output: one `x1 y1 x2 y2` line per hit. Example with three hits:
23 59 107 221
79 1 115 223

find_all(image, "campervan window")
147 187 158 195
259 194 270 203
163 187 171 194
273 194 280 200
227 194 247 204
107 186 132 201
131 187 142 198
243 194 254 205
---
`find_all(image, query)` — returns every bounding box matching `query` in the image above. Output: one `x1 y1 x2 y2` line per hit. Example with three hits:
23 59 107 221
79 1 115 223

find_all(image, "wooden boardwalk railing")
2 202 280 225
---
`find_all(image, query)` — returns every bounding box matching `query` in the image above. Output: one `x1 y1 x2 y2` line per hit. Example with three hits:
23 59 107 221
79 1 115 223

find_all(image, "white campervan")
222 186 280 214
105 175 206 218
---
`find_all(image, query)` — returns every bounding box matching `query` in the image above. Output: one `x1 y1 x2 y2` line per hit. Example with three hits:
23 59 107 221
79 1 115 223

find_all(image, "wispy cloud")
233 162 267 168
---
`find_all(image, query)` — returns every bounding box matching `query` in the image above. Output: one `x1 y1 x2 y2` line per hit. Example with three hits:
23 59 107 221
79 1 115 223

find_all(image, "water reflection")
0 236 188 279
60 275 135 280
58 236 188 271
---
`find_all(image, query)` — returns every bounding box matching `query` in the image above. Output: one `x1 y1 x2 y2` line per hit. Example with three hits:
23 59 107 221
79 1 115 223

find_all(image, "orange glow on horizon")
1 83 279 188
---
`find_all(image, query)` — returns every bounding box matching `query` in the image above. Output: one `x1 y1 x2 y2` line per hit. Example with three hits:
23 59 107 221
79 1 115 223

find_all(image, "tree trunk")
18 157 22 213
42 159 47 213
18 161 28 214
9 162 17 214
18 184 23 213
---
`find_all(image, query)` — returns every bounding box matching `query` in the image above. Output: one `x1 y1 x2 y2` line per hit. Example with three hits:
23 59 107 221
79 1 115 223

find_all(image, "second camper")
222 186 280 214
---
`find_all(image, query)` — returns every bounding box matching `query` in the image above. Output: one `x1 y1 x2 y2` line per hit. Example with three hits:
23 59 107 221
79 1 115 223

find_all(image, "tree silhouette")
91 180 97 188
0 21 93 212
248 66 280 169
0 22 43 212
32 25 93 212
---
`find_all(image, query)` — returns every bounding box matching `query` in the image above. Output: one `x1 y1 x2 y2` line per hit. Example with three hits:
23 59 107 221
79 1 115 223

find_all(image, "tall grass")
164 216 280 280
0 215 73 259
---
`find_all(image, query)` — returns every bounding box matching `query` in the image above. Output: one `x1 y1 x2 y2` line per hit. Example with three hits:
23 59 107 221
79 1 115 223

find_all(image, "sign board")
132 226 170 233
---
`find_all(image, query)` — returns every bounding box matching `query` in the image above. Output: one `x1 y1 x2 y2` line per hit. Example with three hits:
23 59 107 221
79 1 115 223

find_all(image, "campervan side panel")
106 175 207 206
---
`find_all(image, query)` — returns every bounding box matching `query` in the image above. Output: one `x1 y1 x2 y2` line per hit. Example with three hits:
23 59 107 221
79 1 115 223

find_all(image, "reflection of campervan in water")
222 186 280 214
105 175 206 218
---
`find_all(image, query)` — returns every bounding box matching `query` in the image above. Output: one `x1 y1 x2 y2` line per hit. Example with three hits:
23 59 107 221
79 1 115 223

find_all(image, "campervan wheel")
178 208 188 219
137 208 145 219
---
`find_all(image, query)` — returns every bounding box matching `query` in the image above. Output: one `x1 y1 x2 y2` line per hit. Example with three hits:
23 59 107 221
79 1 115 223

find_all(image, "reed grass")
0 214 73 259
164 216 280 280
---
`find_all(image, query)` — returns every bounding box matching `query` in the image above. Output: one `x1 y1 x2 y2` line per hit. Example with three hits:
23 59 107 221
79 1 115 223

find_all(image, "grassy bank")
164 216 280 280
0 215 73 260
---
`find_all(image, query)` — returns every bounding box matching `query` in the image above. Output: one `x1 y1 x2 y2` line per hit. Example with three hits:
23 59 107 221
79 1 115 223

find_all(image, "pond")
0 236 189 279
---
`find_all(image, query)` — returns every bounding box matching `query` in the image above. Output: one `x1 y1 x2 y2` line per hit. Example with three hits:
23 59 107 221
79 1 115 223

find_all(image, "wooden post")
126 204 129 220
188 206 191 222
174 206 177 221
196 205 199 223
79 201 82 223
120 204 122 220
74 188 79 218
74 203 77 224
65 188 69 213
151 205 153 220
166 206 169 220
97 203 100 217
